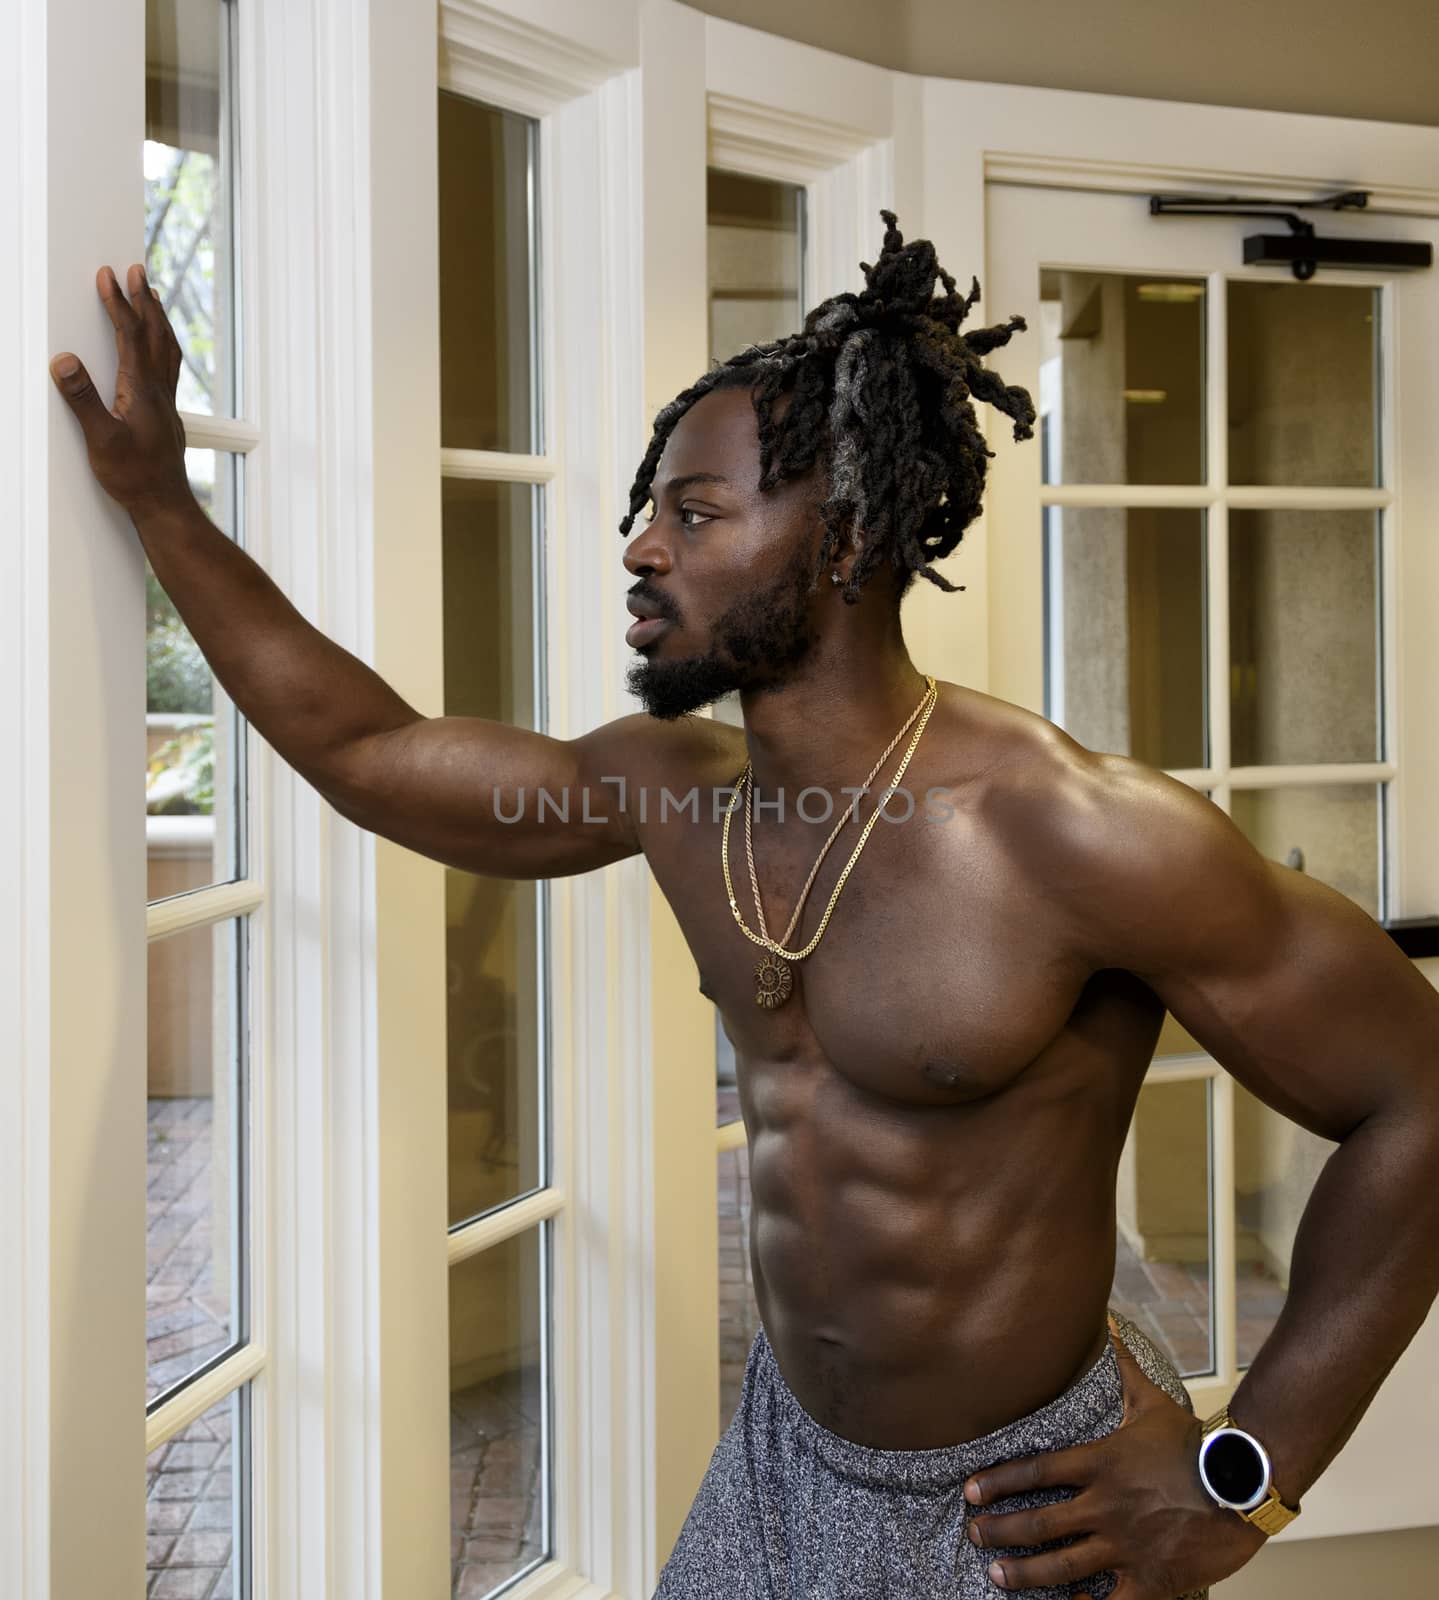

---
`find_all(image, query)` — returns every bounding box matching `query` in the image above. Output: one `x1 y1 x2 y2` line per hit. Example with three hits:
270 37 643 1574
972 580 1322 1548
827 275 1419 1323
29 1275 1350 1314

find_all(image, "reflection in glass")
707 170 806 733
147 1386 250 1599
718 1110 762 1436
145 0 237 418
1110 1076 1214 1378
439 91 539 454
1234 1081 1334 1368
147 450 244 894
1230 784 1383 920
1038 271 1205 485
1044 507 1206 769
443 480 546 1227
146 918 245 1404
717 1009 739 1128
1228 282 1379 487
450 1231 550 1598
707 168 806 365
1229 510 1381 767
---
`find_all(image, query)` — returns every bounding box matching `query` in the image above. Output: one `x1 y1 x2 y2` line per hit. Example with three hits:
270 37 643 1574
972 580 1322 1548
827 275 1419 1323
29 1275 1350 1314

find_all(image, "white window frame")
341 2 660 1597
6 0 271 1594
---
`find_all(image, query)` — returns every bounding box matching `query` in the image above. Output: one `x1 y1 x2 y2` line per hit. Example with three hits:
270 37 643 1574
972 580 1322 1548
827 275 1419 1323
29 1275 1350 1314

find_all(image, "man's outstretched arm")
1061 753 1439 1505
50 260 646 880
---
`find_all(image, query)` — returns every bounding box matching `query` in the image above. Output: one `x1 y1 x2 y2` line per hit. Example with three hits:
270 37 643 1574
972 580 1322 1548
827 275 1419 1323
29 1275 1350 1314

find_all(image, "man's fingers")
128 262 178 382
96 264 143 347
49 354 122 442
963 1441 1102 1506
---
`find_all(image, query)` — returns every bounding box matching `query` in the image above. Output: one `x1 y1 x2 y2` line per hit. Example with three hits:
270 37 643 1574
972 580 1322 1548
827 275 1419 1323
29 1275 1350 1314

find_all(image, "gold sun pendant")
754 951 794 1009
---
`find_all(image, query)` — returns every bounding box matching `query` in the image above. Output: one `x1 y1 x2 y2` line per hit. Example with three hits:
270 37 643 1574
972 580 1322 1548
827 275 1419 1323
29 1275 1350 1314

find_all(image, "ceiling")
681 0 1439 127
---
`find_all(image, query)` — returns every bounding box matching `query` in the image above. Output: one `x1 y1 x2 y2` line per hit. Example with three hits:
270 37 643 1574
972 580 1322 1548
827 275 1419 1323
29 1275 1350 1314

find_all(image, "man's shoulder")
570 707 746 793
966 706 1248 966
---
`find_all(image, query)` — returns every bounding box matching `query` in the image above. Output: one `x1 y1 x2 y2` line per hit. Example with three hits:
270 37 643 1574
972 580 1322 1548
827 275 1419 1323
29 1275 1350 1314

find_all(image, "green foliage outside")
144 137 221 817
147 721 215 816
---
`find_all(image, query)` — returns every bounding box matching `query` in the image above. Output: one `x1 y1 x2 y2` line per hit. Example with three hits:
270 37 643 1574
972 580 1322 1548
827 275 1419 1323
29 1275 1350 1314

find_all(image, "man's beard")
625 542 820 720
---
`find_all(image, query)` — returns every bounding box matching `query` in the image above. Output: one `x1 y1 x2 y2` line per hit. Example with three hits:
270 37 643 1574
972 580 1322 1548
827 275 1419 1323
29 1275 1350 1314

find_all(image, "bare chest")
643 765 1100 1108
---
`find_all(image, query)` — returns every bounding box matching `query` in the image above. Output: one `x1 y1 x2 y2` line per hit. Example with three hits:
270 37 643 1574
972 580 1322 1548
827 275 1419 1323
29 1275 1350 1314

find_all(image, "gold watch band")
1201 1405 1302 1534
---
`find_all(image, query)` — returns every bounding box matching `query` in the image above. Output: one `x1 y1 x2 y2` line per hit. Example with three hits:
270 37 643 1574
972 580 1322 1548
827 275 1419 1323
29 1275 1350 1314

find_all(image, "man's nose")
621 521 673 577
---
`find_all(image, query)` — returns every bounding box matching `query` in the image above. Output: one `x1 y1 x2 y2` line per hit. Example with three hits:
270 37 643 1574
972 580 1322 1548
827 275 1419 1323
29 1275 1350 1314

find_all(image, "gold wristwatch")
1198 1404 1302 1535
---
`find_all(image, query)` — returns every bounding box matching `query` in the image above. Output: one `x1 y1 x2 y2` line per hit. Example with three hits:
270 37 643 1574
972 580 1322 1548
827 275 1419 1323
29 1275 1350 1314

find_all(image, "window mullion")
440 446 558 483
146 878 265 942
448 1186 567 1266
145 1343 267 1452
177 412 262 454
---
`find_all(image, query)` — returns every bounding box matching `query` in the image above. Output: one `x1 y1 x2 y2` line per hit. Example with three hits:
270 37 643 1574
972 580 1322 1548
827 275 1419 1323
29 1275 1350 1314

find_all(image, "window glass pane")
147 1385 251 1599
1044 507 1207 769
148 917 247 1404
147 450 245 896
1228 281 1379 487
1111 1075 1214 1378
718 1128 761 1436
145 0 238 418
1234 1081 1333 1369
1230 783 1383 919
450 1230 550 1598
1229 510 1381 766
443 480 545 1227
707 169 805 362
439 92 539 454
1038 271 1205 485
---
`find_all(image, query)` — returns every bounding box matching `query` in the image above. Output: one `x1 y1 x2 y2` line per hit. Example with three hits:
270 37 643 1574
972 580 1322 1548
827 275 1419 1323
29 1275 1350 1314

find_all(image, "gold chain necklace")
742 682 935 950
721 675 937 1008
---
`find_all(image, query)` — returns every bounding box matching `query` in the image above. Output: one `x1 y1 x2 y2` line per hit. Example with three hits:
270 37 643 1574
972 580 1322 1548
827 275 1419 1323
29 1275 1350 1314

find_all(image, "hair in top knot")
618 208 1036 605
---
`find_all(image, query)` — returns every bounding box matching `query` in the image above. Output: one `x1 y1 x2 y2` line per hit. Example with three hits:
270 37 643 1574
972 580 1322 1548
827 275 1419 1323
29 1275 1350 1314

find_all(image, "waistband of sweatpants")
749 1320 1123 1492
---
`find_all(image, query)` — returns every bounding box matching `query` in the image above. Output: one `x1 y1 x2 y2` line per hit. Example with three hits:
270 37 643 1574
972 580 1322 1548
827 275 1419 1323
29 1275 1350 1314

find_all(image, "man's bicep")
1069 760 1439 1141
321 711 646 878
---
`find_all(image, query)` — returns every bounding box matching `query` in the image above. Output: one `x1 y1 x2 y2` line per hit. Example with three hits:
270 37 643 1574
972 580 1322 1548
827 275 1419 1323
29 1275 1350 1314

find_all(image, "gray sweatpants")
653 1307 1208 1600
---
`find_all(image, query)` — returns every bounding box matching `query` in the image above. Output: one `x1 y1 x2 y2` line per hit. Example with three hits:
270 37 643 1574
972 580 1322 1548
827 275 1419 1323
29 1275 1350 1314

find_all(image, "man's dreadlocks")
618 209 1036 606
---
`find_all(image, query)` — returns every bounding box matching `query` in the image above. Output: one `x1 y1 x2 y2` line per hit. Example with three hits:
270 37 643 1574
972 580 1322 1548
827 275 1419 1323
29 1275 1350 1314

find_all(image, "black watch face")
1204 1432 1266 1504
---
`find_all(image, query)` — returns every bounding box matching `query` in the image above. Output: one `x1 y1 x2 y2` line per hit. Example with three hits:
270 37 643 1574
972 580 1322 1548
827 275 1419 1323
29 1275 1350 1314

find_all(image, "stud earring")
830 569 843 586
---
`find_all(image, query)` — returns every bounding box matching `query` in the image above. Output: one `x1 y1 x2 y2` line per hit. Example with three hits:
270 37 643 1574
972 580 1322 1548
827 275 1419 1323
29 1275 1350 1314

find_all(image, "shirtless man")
52 213 1439 1600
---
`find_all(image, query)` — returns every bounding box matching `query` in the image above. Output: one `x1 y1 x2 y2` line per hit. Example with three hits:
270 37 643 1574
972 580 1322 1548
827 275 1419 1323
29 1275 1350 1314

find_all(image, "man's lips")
625 615 672 649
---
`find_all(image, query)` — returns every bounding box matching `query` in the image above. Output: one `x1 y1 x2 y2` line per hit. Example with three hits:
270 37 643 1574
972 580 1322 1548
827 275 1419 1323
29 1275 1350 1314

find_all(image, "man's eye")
679 507 710 529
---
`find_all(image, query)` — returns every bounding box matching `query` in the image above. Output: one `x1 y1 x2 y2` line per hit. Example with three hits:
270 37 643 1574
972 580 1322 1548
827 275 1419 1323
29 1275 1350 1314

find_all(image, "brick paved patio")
450 1364 545 1596
147 1098 238 1598
147 1097 233 1405
145 1393 236 1600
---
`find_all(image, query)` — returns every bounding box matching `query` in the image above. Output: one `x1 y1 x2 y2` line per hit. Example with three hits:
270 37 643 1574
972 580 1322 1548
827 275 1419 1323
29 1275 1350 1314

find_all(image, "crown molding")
707 91 879 182
439 0 630 116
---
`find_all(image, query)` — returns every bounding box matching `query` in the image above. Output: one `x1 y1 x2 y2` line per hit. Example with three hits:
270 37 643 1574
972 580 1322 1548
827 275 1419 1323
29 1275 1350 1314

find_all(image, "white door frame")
942 86 1439 1544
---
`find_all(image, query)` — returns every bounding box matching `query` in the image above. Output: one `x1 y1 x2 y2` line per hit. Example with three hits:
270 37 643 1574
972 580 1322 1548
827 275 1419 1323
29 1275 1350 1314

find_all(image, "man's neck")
738 647 932 801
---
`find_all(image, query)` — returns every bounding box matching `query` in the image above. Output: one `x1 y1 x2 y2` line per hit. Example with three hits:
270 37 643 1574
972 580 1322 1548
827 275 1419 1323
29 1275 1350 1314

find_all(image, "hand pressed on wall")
49 262 194 519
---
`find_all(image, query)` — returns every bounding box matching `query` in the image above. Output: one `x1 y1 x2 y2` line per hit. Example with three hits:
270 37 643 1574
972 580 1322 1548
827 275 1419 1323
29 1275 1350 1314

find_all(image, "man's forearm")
1226 1095 1439 1502
135 493 420 786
